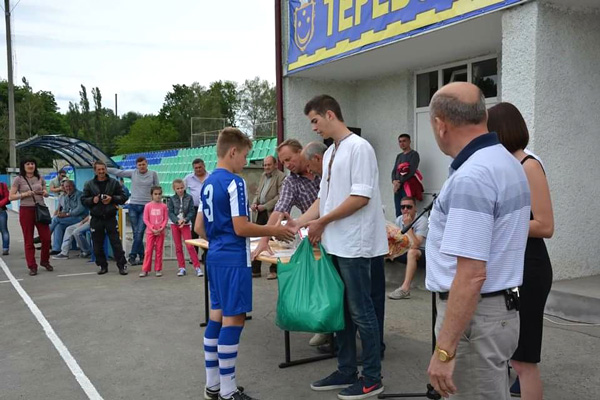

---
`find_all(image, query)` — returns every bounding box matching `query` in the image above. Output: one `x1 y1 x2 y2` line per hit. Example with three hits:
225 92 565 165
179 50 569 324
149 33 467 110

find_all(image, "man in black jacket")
82 161 128 275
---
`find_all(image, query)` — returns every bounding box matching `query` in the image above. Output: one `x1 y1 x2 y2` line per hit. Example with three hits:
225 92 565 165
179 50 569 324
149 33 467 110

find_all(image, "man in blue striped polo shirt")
425 82 530 400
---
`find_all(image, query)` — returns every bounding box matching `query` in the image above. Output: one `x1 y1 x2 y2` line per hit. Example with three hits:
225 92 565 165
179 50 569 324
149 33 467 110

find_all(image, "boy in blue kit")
195 128 295 400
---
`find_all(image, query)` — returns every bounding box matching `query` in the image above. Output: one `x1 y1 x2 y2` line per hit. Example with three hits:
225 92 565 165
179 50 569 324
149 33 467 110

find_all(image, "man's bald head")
430 82 487 127
302 141 327 161
302 141 327 176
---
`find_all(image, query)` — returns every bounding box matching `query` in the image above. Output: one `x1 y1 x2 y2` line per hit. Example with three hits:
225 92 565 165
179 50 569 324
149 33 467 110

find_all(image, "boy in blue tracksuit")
195 128 294 400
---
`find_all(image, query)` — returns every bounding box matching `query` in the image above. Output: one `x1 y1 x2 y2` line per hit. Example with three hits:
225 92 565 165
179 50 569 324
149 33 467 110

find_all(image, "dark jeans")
251 210 276 274
371 256 386 355
0 209 10 250
332 255 385 382
393 186 407 217
50 216 83 251
191 206 199 243
90 217 127 269
128 204 146 260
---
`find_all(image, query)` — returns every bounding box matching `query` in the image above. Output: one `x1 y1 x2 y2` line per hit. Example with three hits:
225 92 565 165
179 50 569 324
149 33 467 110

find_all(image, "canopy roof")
16 135 117 168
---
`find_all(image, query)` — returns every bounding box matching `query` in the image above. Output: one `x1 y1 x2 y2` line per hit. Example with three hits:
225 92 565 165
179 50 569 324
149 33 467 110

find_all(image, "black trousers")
90 216 127 269
251 210 276 274
191 206 206 261
191 206 199 242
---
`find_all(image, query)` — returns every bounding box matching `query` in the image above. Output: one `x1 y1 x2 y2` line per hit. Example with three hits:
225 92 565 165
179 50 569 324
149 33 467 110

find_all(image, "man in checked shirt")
251 138 328 347
251 138 320 265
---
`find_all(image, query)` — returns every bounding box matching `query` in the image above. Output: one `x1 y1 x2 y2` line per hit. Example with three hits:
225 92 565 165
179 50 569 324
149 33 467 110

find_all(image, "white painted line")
0 278 23 283
0 258 104 400
57 272 97 278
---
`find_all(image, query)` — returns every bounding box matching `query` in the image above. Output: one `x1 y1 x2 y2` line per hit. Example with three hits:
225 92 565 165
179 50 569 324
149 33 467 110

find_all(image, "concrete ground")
1 211 598 400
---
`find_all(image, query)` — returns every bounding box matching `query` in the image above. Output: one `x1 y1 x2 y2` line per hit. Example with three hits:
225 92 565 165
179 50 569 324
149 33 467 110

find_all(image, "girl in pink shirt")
139 186 168 277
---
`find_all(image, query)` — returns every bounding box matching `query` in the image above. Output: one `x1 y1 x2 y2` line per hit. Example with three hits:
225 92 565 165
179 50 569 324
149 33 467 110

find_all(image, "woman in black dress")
488 102 554 400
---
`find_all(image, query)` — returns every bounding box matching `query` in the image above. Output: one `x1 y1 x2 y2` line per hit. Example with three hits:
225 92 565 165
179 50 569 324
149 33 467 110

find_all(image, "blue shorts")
208 264 252 316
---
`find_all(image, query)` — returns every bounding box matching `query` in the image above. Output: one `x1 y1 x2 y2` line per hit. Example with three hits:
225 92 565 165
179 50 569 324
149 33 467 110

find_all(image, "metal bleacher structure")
39 137 278 261
109 137 278 197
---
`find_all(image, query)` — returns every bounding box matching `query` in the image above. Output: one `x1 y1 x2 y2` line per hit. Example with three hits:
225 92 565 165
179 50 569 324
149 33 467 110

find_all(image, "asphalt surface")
1 212 598 399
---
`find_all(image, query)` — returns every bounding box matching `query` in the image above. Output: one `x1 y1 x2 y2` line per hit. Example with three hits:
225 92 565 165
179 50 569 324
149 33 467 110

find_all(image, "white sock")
218 326 243 398
204 320 221 390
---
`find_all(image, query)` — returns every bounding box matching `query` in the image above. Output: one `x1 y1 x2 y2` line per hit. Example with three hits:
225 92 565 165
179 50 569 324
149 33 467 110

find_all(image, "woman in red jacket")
0 180 10 255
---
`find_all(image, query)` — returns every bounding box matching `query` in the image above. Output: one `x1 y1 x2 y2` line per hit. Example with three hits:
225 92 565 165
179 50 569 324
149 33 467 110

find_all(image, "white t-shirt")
319 133 388 258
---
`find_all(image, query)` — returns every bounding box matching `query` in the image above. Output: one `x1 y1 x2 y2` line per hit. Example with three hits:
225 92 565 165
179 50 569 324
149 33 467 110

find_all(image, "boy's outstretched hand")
273 213 296 242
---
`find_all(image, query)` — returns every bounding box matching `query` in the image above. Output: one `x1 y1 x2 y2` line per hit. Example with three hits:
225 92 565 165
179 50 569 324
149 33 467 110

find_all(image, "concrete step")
545 274 600 324
386 259 600 325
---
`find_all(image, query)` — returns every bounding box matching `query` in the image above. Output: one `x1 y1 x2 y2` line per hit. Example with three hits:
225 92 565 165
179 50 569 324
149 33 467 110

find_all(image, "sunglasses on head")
401 204 413 210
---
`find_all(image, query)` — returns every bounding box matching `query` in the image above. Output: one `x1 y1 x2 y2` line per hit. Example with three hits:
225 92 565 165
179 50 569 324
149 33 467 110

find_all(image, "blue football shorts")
208 264 252 316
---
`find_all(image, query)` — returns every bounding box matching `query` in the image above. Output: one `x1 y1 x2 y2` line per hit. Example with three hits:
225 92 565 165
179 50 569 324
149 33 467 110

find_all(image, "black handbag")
24 177 52 225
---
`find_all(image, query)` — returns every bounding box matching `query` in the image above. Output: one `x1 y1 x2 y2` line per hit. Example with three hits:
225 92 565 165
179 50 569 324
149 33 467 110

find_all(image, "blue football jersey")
199 168 251 267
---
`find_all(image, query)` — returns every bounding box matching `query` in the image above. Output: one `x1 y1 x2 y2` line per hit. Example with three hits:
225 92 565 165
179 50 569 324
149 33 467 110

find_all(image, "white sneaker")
177 268 186 276
139 271 148 277
196 268 204 277
156 271 163 277
309 333 332 347
52 253 69 260
388 288 411 300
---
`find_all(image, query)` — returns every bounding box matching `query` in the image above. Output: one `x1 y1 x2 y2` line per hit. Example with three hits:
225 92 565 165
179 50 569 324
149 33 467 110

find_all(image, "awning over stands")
16 135 118 191
16 135 118 169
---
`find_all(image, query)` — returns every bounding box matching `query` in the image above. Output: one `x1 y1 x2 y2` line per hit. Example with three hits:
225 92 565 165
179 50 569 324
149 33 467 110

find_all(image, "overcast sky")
0 0 276 115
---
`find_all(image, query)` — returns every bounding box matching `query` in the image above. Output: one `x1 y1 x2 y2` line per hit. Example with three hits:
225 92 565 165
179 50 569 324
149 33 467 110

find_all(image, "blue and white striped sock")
204 320 222 391
218 325 243 399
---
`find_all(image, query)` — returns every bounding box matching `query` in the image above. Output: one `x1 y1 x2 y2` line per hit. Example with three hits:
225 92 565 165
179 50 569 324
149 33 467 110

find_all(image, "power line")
10 0 21 12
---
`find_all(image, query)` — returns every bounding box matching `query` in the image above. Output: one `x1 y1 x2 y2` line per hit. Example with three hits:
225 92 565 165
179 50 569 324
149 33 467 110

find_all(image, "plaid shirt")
273 172 321 214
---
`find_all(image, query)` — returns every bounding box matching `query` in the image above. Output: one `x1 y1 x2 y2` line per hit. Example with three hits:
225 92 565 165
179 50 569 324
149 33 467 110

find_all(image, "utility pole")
4 0 17 174
114 93 118 116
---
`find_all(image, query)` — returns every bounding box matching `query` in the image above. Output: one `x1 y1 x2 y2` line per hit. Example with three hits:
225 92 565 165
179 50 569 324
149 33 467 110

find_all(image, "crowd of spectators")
3 87 552 399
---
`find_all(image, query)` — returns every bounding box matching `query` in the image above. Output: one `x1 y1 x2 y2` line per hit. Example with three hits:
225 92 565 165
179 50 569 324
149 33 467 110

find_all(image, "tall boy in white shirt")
294 95 388 400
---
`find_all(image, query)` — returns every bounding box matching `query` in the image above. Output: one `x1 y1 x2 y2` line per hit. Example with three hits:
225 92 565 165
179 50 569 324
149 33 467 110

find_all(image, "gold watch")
435 344 455 362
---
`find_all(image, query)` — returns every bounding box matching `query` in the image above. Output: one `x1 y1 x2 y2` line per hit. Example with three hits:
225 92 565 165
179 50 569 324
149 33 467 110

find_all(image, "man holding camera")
82 161 129 275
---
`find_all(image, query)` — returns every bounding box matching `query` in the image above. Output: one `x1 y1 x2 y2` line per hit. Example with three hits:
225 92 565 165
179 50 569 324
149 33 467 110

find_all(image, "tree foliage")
206 80 239 126
0 76 275 171
115 116 178 154
238 77 276 136
64 85 121 155
0 78 69 169
158 80 240 144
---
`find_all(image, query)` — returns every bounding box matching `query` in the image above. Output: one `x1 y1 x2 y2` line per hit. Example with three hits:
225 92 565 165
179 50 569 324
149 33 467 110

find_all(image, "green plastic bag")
275 238 345 333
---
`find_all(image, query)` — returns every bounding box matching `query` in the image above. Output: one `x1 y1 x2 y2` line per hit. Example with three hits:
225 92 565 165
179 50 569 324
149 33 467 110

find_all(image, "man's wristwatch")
435 344 455 362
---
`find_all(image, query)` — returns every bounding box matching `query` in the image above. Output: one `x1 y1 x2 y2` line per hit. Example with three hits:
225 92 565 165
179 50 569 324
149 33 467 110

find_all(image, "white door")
415 110 452 194
414 57 499 197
